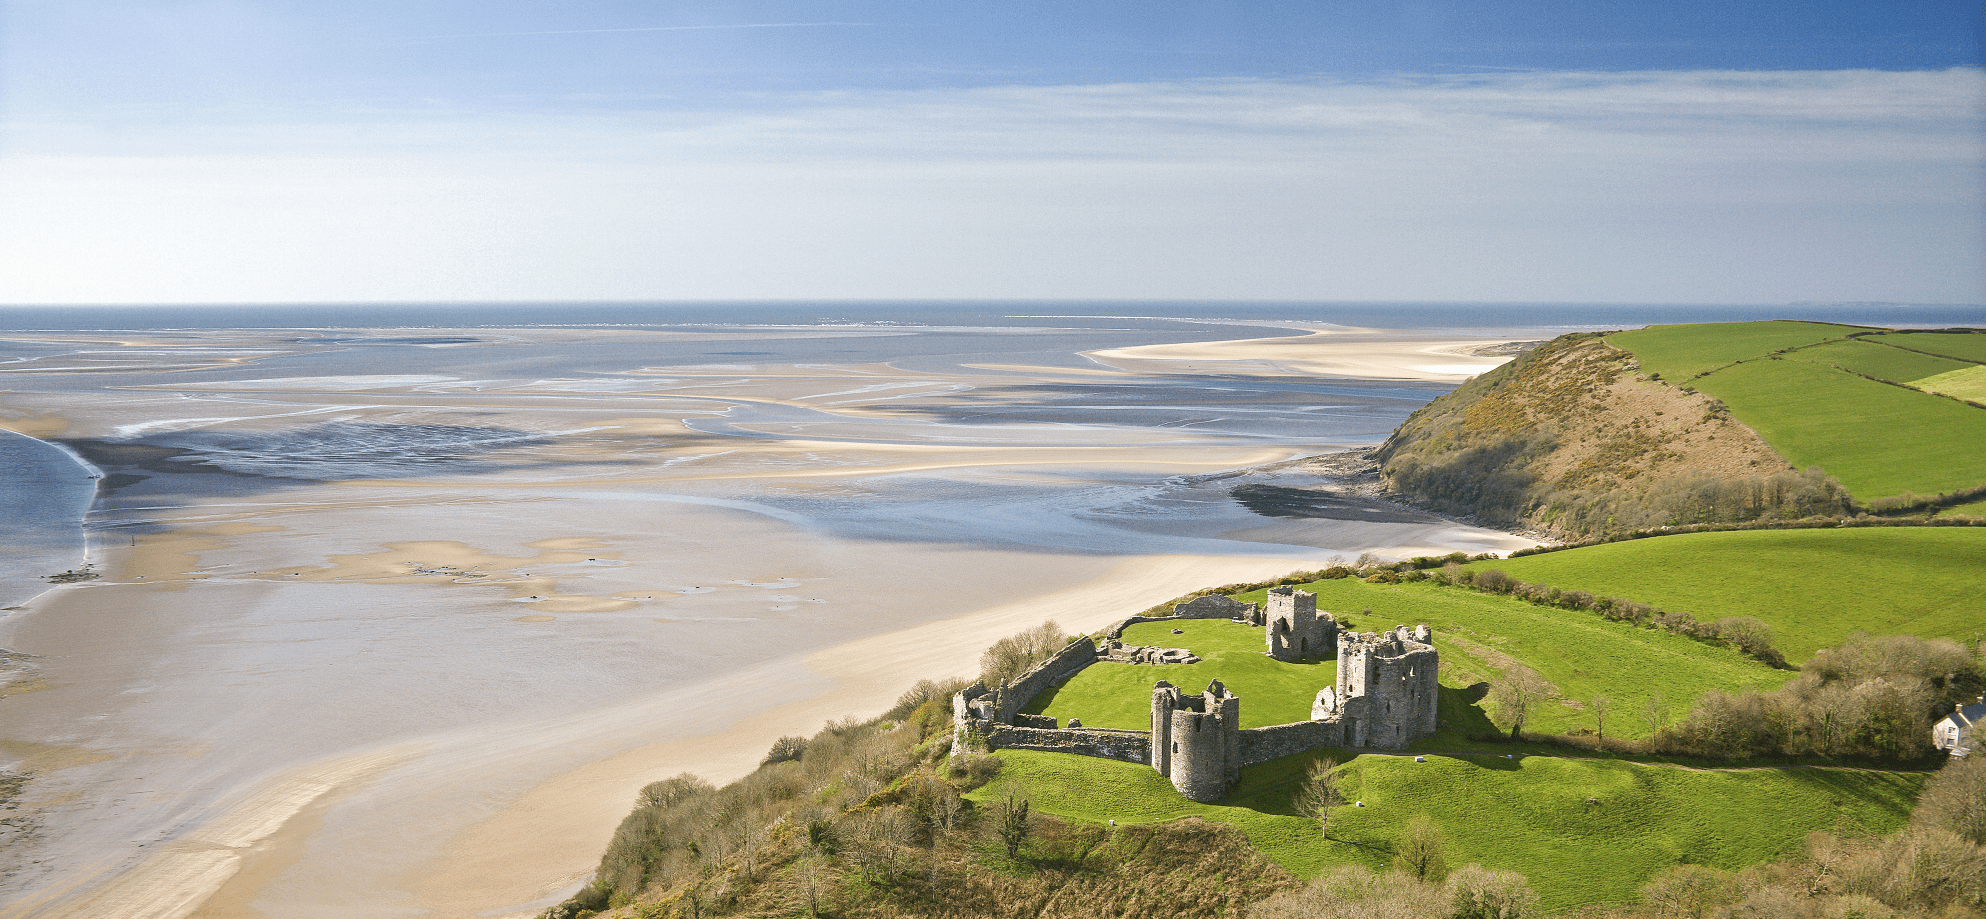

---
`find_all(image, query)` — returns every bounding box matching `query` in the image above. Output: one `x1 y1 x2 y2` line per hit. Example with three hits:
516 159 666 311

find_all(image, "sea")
2 298 1979 611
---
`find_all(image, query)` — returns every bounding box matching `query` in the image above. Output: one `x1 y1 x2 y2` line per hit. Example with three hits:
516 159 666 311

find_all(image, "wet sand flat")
0 318 1538 918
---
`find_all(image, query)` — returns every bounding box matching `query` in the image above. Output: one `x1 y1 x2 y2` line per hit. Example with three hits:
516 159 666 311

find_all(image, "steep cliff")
1375 333 1847 538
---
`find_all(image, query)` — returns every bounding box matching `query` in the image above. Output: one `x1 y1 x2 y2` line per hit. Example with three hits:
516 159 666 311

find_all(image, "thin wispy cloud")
422 22 872 41
1 70 1980 304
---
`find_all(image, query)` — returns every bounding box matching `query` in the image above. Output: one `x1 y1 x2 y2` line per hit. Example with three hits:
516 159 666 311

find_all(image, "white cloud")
1 69 1980 304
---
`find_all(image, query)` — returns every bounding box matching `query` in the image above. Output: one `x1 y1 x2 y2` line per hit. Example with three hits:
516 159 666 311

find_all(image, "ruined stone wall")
981 724 1150 765
1266 587 1336 661
1335 626 1439 750
993 636 1100 723
1238 719 1346 767
1107 594 1261 640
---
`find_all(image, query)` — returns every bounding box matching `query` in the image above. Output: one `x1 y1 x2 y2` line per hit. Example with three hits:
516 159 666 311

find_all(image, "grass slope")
1782 337 1972 384
1608 321 1860 381
1232 580 1786 740
1686 358 1986 499
1472 528 1986 662
1028 620 1330 730
1864 330 1986 364
979 749 1923 912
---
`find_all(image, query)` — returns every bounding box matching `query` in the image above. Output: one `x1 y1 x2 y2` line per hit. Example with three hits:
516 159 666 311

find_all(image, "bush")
947 753 1004 789
762 735 808 766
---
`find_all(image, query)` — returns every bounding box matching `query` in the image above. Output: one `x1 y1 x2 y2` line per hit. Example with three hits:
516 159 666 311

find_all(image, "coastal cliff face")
1375 334 1845 538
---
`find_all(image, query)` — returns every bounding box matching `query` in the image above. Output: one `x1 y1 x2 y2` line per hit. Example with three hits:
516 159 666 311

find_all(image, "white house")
1934 699 1986 757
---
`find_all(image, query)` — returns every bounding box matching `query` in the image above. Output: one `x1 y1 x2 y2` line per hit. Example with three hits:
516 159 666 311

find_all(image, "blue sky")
1 2 1981 304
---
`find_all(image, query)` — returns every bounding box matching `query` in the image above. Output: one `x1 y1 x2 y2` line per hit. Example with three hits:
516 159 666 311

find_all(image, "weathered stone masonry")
952 589 1441 803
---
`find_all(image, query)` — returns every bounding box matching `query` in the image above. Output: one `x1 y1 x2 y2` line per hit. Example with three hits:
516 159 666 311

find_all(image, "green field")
1685 358 1986 499
1916 365 1986 404
1781 337 1972 384
1945 499 1986 519
974 749 1922 911
1471 528 1986 662
1863 330 1986 364
1607 321 1860 381
1028 619 1331 729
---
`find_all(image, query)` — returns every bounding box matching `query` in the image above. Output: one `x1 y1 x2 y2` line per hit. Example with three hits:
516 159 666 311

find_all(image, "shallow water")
0 430 96 609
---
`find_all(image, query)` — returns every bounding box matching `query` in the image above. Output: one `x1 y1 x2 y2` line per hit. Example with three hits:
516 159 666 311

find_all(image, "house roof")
1938 701 1986 730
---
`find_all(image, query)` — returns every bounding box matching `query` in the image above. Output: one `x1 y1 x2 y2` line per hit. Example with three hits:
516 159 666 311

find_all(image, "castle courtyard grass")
976 749 1923 912
1231 579 1786 740
1026 619 1333 730
1469 528 1986 663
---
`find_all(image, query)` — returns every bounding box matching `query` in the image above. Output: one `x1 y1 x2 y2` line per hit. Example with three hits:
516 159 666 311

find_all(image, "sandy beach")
0 316 1539 918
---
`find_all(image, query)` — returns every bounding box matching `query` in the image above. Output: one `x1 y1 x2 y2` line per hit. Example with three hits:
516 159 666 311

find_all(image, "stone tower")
1333 625 1439 748
1150 679 1241 802
1265 587 1337 661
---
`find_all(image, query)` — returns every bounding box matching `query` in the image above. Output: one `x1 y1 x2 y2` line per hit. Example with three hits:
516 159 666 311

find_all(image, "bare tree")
1489 666 1549 741
1640 864 1731 919
1915 755 1986 845
990 782 1033 860
1395 814 1448 881
932 777 965 832
1642 691 1667 737
1591 695 1611 741
1292 756 1345 838
979 621 1071 685
1447 863 1538 919
792 856 831 917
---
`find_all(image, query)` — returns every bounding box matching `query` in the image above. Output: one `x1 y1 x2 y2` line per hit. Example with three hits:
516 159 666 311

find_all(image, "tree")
1395 814 1448 881
1642 691 1667 737
637 772 714 810
990 783 1033 860
1447 863 1538 919
1916 755 1986 845
792 855 832 917
1590 695 1611 741
1489 666 1548 741
1640 864 1731 919
979 621 1070 685
1292 756 1345 838
761 735 807 766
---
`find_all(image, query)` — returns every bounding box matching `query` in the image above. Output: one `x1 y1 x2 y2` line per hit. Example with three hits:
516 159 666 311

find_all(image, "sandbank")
1085 327 1530 382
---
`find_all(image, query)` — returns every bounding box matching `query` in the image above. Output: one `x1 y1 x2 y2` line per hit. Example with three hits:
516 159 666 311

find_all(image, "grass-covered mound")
1473 528 1986 662
1025 619 1332 730
980 749 1924 913
1223 579 1787 740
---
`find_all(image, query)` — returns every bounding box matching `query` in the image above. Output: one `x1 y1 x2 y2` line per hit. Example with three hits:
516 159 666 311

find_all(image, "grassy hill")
1468 528 1986 663
980 749 1923 912
1609 322 1986 502
1376 322 1986 537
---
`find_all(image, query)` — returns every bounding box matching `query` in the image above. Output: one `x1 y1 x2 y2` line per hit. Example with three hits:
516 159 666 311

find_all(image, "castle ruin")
952 588 1441 803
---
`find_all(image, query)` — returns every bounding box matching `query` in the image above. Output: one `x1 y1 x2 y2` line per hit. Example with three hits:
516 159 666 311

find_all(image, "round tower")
1167 708 1229 802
